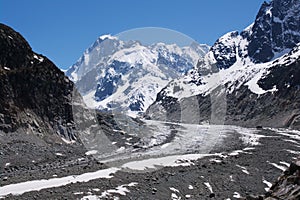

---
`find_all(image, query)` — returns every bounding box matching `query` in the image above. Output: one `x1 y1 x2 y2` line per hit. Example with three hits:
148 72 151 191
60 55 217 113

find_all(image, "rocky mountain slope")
66 35 209 116
146 0 300 129
0 23 76 142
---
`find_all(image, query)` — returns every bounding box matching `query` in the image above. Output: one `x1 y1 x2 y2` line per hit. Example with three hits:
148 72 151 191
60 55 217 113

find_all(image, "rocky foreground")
1 125 300 200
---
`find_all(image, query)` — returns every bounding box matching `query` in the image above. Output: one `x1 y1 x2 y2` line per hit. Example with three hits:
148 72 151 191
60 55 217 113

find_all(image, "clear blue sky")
1 0 265 69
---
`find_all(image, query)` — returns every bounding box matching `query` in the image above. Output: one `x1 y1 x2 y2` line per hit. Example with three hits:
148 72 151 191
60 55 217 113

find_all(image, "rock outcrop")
0 23 76 142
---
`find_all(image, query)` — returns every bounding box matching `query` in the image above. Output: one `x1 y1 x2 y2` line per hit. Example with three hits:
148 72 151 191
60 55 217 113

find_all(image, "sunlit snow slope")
66 35 209 116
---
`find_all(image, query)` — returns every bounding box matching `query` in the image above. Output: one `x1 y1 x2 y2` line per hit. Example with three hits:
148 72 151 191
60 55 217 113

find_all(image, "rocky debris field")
1 125 300 200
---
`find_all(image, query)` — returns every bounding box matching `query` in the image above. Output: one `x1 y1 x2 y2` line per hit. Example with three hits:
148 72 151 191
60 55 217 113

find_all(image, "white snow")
121 153 215 171
61 137 75 144
267 127 300 141
228 150 244 156
236 165 250 175
3 67 10 71
0 167 119 197
170 187 180 193
210 158 222 163
81 195 100 200
5 163 10 167
66 36 208 116
279 161 290 167
268 162 287 171
33 54 44 62
85 150 98 155
188 185 194 190
203 182 213 193
74 192 84 195
99 34 118 41
99 182 137 198
163 41 300 100
263 179 272 191
171 193 181 200
285 149 300 155
233 192 241 198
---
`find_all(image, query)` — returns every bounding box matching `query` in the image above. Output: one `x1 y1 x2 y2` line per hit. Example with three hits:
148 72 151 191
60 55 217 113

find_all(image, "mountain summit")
208 0 300 70
146 0 300 129
66 36 209 116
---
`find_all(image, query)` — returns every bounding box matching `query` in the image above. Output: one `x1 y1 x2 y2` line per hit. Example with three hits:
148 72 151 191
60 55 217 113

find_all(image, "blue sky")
1 0 264 69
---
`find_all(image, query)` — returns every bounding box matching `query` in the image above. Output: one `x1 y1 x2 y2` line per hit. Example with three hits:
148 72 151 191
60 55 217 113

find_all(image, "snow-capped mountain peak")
99 34 118 41
66 35 209 116
145 0 300 127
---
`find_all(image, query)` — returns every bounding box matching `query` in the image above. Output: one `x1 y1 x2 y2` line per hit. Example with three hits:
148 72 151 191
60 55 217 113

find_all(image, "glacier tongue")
66 34 209 116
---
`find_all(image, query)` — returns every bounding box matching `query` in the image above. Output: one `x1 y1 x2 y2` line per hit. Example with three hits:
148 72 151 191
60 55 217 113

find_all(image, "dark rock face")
248 0 300 63
211 31 239 69
209 0 300 69
0 23 75 141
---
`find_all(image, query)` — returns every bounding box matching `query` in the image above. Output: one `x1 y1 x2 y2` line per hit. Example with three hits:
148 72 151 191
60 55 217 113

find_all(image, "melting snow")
263 179 272 191
85 150 98 155
204 182 213 193
170 187 180 193
233 192 241 198
0 168 119 197
188 185 194 190
81 195 99 200
268 162 287 171
99 182 138 198
236 165 250 175
171 193 181 200
121 153 216 171
33 54 44 62
279 161 290 167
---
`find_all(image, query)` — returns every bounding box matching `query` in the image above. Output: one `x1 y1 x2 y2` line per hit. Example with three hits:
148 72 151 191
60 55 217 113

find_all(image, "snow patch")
121 153 217 171
268 162 287 171
263 179 272 192
33 54 44 62
233 192 241 198
85 150 98 155
203 182 213 193
99 182 137 198
0 168 119 197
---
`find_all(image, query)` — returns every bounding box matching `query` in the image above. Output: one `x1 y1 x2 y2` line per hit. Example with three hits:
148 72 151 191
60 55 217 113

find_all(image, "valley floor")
0 122 300 199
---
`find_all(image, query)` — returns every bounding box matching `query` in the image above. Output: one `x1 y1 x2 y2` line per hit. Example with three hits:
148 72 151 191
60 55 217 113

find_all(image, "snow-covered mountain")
146 0 300 128
66 36 209 116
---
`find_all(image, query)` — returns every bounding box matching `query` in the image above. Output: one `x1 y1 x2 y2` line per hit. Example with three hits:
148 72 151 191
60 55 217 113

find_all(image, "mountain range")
66 36 209 116
0 0 300 199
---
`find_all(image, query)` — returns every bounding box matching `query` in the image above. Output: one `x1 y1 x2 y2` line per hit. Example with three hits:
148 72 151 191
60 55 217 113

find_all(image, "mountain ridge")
66 35 210 116
145 0 300 129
